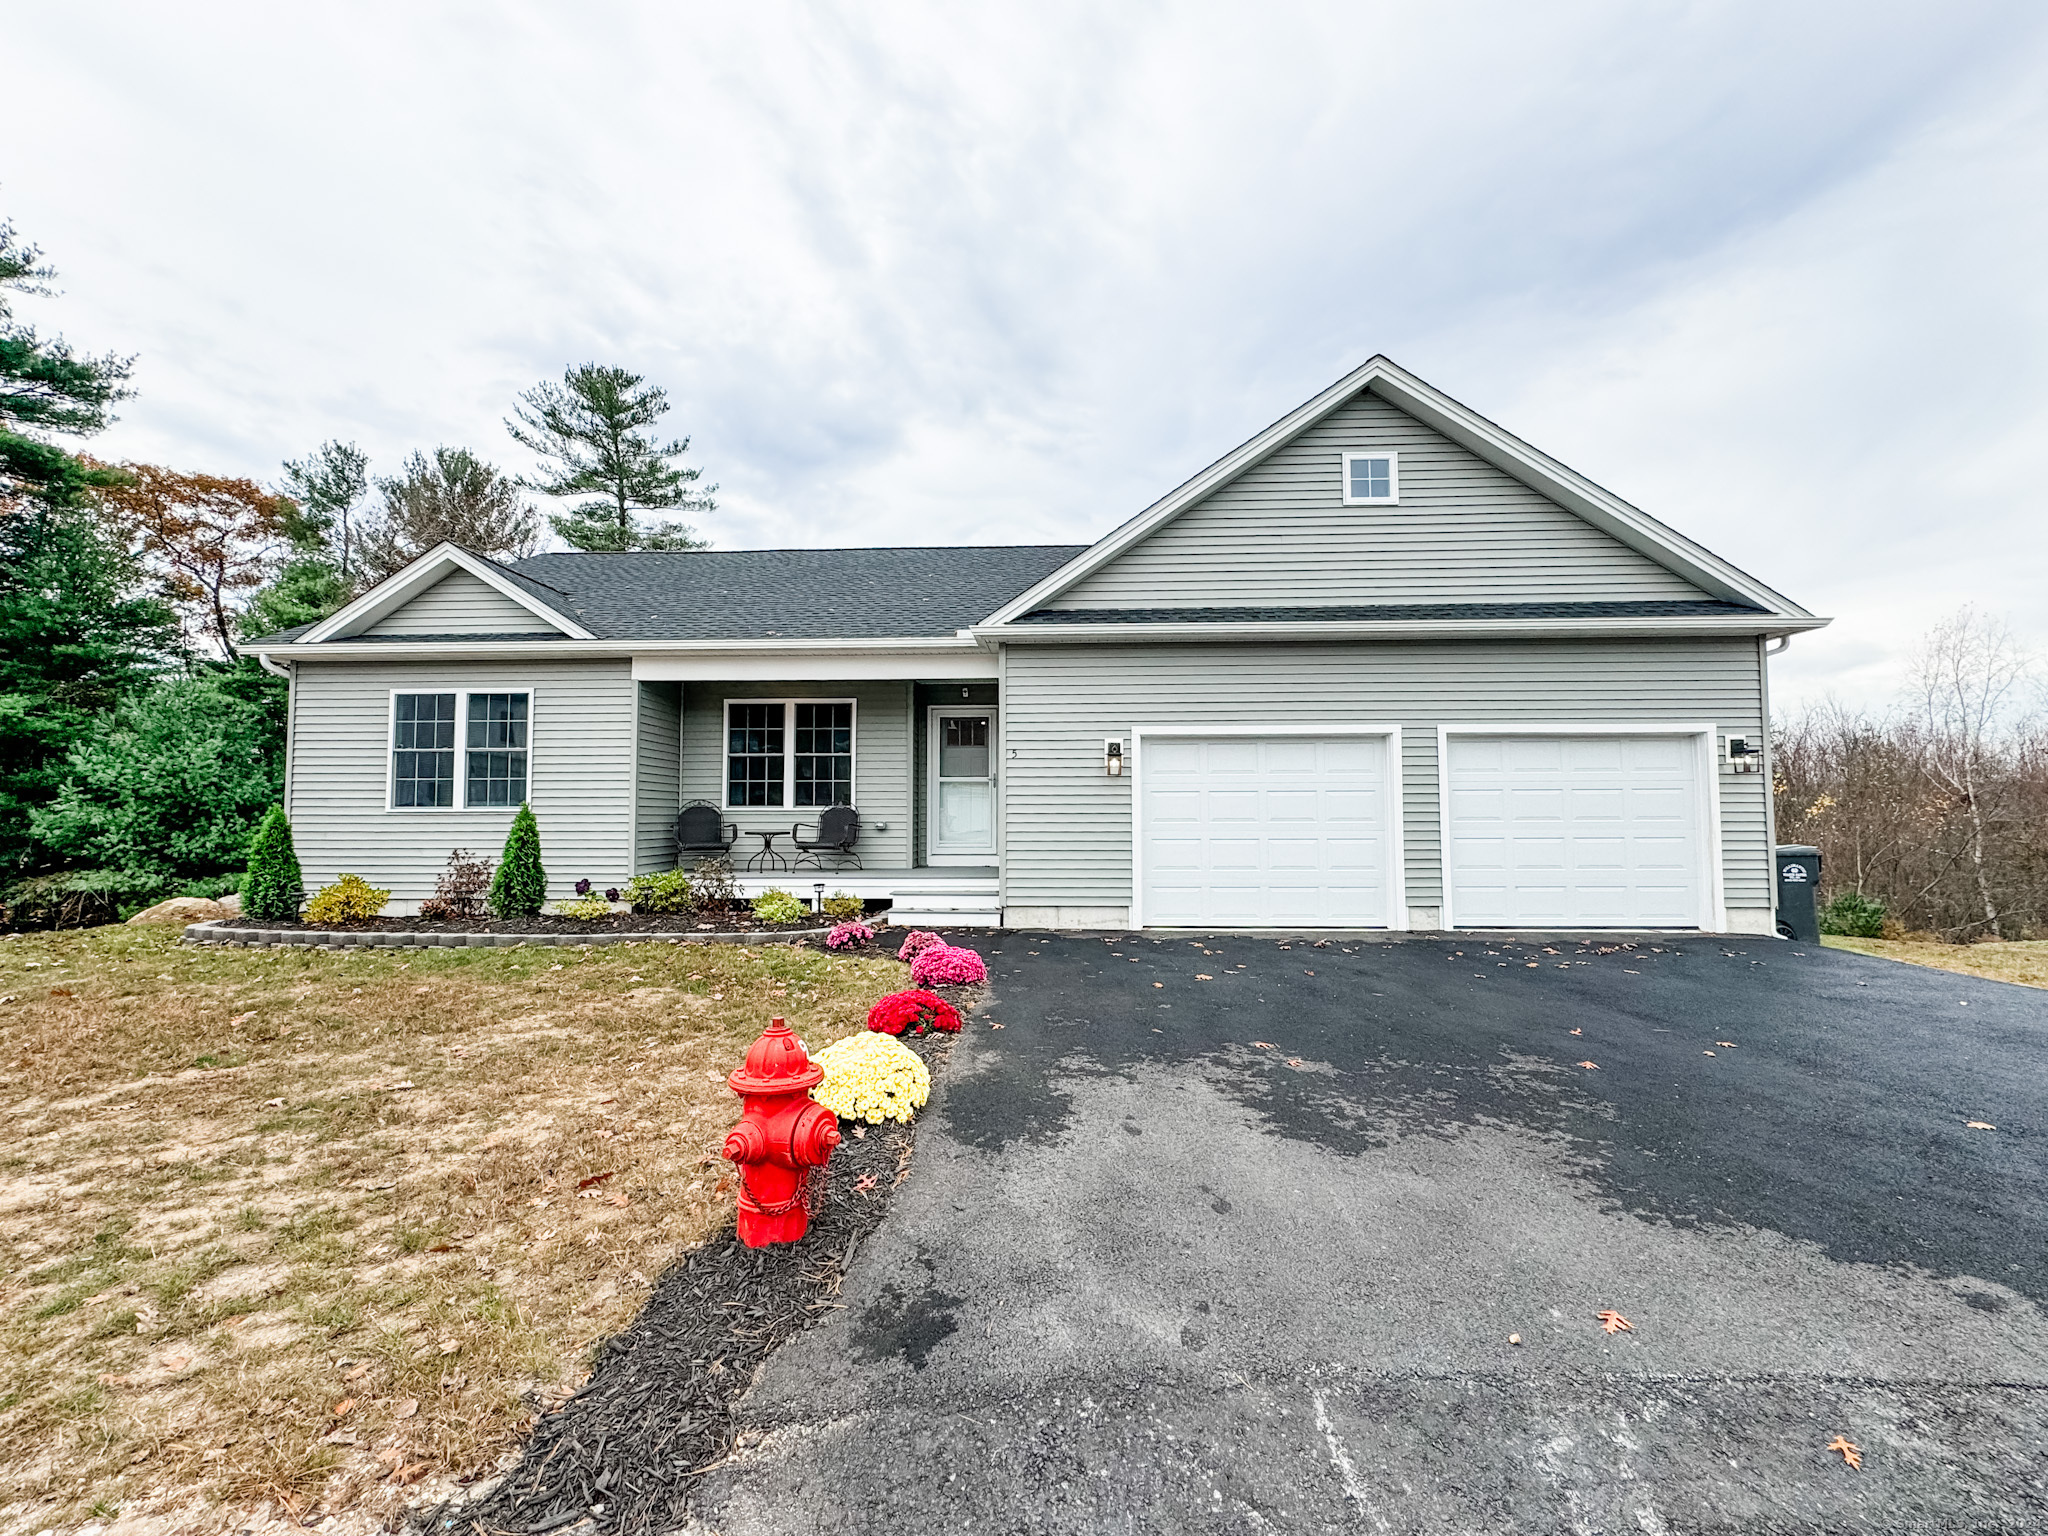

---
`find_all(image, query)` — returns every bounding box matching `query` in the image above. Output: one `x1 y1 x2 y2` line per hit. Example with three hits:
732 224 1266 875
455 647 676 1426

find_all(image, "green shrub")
489 803 547 916
0 868 154 930
555 892 614 921
623 868 693 914
1819 891 1888 939
243 806 304 921
303 874 389 924
174 873 244 902
822 892 865 921
752 887 809 925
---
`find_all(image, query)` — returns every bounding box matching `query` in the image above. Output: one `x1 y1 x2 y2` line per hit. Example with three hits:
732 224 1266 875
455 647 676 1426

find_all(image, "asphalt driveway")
692 933 2048 1534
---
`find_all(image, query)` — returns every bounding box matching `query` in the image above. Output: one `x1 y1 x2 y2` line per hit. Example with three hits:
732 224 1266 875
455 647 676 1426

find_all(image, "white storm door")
930 708 996 861
1444 733 1705 928
1139 734 1393 928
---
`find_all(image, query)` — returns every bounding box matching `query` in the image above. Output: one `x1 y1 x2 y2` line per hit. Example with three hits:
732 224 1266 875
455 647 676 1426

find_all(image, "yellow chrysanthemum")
811 1032 930 1124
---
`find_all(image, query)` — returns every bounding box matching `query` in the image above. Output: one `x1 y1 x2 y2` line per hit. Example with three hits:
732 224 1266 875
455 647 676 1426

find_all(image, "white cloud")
6 1 2045 708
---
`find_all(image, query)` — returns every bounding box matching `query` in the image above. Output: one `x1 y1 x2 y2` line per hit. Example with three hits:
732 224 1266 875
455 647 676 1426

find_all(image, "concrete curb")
180 919 838 949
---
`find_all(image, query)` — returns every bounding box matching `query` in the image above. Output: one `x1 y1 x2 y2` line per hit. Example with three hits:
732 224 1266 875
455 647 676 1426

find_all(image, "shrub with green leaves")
489 802 547 916
1819 890 1888 939
822 892 865 921
752 887 809 925
303 874 390 924
623 868 693 914
243 806 305 921
555 892 614 921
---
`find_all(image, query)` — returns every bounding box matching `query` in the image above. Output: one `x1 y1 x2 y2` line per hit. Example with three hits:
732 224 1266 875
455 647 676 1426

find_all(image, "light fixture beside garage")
1105 739 1124 776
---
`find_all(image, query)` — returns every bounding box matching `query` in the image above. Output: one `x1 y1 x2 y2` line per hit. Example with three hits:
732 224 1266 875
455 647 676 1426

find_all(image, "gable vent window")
1342 452 1399 505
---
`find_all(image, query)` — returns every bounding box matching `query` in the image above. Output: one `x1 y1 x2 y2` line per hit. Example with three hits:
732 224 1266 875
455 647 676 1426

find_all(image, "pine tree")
278 441 369 586
356 448 541 581
507 364 715 551
243 806 304 920
489 802 547 916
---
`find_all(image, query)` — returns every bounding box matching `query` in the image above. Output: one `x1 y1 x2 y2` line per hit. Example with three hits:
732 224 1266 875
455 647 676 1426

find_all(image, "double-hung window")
726 699 856 808
1341 452 1399 505
390 689 531 809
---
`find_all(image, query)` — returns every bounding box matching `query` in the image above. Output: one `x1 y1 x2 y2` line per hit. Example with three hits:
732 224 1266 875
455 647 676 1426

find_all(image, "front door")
929 708 997 862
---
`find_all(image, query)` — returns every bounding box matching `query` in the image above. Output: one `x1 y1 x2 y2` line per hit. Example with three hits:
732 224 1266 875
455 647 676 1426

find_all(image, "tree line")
1774 609 2047 942
0 216 715 922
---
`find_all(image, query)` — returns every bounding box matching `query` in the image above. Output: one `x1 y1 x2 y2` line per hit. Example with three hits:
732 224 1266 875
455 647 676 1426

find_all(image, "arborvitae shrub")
243 806 305 921
489 802 548 916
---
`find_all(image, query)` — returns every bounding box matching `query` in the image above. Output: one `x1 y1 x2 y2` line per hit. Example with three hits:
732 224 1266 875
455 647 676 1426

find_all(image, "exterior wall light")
1105 739 1123 777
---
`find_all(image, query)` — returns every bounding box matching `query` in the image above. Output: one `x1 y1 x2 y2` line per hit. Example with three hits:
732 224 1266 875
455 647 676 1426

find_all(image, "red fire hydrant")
721 1017 841 1247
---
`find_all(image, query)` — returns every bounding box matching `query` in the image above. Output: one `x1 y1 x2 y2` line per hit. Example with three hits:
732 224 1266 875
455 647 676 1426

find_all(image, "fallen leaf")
851 1126 866 1139
1525 962 1539 969
159 1352 192 1371
1703 1050 1717 1056
1196 974 1214 981
1507 1333 1521 1346
1251 1041 1275 1049
344 1362 371 1382
854 1173 879 1192
1826 1435 1862 1469
386 1081 416 1092
49 986 73 997
1966 1121 1996 1130
1303 969 1316 976
1596 1310 1632 1335
390 1460 432 1486
576 1170 617 1189
437 1337 461 1355
1285 1057 1303 1067
605 1192 630 1208
229 1011 257 1026
1715 1041 1737 1048
331 1397 355 1418
988 1022 1004 1029
1153 982 1163 989
1568 1028 1582 1036
1577 1061 1600 1070
377 1448 404 1471
262 1095 286 1107
395 1397 420 1418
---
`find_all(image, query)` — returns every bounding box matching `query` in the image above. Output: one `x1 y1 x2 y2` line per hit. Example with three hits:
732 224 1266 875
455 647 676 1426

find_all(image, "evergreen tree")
242 805 304 920
489 802 547 916
507 364 715 551
278 440 369 585
241 556 351 639
357 447 541 581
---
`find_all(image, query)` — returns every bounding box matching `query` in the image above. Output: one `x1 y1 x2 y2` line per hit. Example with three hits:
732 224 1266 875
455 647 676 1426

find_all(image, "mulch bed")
431 1031 953 1536
215 909 831 936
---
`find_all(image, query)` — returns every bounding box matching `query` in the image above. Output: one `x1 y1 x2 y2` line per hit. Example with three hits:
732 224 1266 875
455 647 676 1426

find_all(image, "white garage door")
1445 734 1708 928
1139 735 1393 927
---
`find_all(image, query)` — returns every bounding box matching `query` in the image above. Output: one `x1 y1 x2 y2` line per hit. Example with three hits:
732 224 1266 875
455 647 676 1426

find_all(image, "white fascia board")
633 647 998 681
299 542 594 643
980 356 1816 625
972 613 1832 645
263 634 995 671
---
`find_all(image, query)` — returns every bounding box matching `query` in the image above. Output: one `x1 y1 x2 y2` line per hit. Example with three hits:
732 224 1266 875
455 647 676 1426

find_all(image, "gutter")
971 615 1834 645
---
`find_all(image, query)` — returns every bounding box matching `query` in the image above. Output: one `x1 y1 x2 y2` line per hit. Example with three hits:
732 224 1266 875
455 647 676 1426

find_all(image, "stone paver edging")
182 918 836 949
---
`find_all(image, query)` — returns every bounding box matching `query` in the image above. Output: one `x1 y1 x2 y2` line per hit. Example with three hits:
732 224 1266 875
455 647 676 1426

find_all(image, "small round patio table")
746 829 789 872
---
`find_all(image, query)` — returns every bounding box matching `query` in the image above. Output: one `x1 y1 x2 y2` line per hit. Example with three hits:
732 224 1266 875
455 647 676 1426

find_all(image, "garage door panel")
1446 734 1705 928
1140 734 1392 928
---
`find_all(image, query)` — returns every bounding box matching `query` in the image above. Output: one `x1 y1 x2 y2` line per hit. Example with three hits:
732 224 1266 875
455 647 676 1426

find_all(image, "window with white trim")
465 692 529 805
393 693 457 806
726 699 856 808
1342 452 1399 505
390 690 530 809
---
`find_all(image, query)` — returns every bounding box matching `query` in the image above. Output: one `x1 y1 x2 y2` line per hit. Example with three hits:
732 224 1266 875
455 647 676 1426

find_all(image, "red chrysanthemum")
866 989 964 1036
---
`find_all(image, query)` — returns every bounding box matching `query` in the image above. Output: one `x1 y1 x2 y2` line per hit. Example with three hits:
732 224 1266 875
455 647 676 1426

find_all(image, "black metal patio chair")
673 800 738 863
790 804 862 870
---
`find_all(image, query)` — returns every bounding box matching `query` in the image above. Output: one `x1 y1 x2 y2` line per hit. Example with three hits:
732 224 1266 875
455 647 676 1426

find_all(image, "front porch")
730 866 1001 928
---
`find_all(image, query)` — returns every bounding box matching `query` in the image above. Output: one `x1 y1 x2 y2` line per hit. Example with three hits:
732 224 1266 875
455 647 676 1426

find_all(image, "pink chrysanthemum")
895 929 944 962
910 943 989 988
826 920 875 951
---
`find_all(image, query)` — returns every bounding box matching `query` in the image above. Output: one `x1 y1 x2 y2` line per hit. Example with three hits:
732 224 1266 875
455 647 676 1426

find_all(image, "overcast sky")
10 2 2046 712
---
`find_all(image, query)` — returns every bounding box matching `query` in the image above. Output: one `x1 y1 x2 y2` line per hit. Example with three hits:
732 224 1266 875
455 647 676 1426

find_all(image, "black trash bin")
1775 844 1821 942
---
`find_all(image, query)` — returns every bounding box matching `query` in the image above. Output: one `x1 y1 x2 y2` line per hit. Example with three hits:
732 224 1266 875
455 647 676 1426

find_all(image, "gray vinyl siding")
286 658 634 904
634 681 682 874
679 681 914 871
1058 391 1705 608
1000 637 1769 918
365 571 552 635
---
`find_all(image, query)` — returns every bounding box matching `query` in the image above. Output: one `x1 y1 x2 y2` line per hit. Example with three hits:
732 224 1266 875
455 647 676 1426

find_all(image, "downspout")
1760 634 1780 931
258 653 296 820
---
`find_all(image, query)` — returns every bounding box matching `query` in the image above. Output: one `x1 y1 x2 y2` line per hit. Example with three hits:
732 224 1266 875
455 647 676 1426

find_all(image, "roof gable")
300 544 592 643
983 358 1818 626
363 569 564 636
1055 390 1707 609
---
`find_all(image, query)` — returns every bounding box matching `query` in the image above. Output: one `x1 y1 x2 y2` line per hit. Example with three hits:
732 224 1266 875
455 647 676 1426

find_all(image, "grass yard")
0 925 909 1528
1822 934 2048 990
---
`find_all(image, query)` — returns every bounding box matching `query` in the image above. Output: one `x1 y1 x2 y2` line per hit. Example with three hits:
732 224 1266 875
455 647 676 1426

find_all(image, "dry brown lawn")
0 925 908 1530
1822 934 2048 990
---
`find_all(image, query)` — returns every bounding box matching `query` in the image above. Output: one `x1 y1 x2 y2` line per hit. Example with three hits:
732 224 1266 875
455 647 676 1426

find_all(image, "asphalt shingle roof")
498 546 1087 640
1015 599 1765 624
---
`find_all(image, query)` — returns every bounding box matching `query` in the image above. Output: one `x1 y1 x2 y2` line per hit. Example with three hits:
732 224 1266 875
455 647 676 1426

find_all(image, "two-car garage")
1133 727 1717 931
